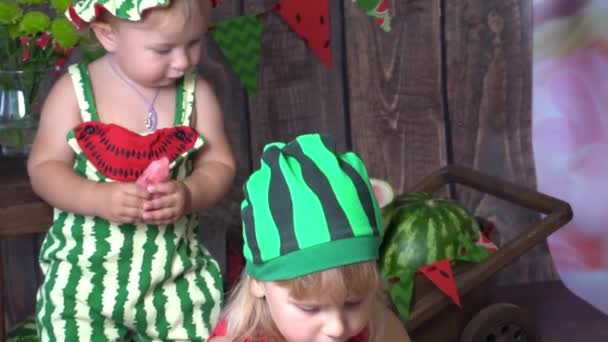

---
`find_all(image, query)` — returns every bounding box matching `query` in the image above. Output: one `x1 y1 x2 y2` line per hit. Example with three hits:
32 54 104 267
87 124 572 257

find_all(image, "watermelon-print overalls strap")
68 63 197 126
36 64 222 342
174 70 197 127
69 63 100 122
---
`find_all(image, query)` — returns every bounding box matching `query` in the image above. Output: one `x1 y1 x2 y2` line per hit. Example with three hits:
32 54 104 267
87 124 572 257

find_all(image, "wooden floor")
490 281 608 341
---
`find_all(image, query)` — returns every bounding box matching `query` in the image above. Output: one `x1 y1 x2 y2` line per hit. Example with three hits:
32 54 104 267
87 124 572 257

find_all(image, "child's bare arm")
27 73 148 222
27 74 98 214
183 78 236 211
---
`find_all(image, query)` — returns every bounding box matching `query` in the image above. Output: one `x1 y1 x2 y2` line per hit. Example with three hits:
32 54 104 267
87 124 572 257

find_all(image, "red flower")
20 49 30 62
53 57 67 74
54 57 66 67
35 32 51 49
19 37 30 46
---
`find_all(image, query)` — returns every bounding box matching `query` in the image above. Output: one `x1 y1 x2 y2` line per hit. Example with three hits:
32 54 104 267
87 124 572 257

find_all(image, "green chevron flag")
211 15 263 96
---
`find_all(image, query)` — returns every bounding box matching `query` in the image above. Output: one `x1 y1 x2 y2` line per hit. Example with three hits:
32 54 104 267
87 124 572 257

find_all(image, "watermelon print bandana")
66 0 171 27
241 133 383 281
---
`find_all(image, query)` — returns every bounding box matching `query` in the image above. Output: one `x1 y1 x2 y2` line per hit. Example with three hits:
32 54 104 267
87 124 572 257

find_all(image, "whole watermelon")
378 192 491 320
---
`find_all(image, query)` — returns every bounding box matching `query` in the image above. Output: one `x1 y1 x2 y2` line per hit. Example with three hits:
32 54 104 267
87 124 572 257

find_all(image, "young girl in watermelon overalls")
27 0 236 340
209 134 410 342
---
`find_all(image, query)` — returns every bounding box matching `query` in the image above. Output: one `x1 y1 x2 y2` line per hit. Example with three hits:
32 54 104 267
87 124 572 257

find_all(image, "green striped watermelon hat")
242 133 383 281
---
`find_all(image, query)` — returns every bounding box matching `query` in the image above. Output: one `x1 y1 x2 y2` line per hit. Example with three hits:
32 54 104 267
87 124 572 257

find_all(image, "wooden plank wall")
3 0 555 330
0 161 43 330
444 0 557 283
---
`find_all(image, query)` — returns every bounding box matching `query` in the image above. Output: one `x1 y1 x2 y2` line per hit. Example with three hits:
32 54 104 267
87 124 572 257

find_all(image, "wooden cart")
399 165 573 342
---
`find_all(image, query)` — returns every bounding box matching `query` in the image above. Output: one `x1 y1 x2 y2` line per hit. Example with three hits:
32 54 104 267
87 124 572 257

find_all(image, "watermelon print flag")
275 0 332 68
211 15 263 96
419 258 462 307
352 0 392 32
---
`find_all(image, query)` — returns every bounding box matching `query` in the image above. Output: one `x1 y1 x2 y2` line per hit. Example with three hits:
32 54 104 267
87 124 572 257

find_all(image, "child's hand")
96 182 150 223
141 181 192 225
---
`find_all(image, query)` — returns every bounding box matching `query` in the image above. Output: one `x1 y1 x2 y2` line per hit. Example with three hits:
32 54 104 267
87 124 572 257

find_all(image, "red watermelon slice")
136 157 170 188
370 178 394 208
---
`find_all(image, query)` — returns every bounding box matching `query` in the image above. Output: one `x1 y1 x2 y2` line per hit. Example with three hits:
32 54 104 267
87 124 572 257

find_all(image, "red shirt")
209 319 368 341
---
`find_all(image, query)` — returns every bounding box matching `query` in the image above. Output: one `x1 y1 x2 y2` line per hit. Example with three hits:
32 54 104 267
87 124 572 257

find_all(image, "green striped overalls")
35 64 223 341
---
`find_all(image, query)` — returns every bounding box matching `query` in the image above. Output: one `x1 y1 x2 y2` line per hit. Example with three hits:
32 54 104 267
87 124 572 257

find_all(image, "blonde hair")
144 0 212 30
222 261 386 342
80 0 212 51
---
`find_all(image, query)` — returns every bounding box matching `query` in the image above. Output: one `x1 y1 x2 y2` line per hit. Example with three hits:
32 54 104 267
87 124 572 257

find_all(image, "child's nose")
171 50 190 71
322 312 347 339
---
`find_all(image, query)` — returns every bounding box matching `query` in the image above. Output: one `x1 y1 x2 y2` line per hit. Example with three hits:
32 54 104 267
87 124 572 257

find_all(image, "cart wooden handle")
403 164 573 331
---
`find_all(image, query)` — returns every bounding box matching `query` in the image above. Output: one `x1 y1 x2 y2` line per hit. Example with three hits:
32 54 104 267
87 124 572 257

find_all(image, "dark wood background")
1 0 558 330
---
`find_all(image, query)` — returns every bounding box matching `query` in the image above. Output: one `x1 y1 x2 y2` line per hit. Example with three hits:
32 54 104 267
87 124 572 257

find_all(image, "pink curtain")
534 0 608 313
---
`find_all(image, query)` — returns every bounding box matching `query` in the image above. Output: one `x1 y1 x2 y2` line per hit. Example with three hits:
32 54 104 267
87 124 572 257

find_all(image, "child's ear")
90 22 118 52
248 278 266 298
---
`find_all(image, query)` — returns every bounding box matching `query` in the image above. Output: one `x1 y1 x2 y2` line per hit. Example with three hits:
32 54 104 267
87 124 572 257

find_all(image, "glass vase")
0 69 55 156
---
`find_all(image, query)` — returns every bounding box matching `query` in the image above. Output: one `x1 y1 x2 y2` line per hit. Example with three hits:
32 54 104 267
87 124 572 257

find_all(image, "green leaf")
50 0 72 13
17 11 51 36
50 18 79 48
0 1 23 24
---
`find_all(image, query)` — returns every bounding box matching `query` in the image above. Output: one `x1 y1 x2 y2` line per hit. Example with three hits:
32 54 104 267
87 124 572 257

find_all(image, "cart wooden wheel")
459 303 539 342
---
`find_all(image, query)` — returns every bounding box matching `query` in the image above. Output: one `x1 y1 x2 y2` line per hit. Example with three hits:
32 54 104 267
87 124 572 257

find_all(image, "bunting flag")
207 0 391 96
275 0 332 68
418 258 462 307
211 16 263 96
352 0 392 32
477 232 499 253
